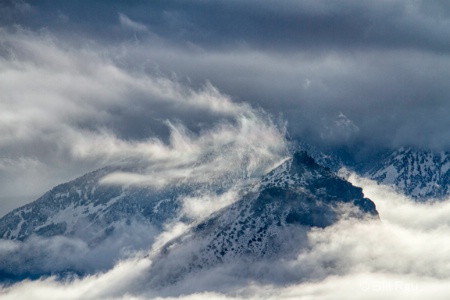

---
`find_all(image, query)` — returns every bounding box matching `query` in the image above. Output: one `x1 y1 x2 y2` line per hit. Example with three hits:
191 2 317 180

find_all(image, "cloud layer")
1 0 450 207
0 27 287 214
2 0 449 152
3 175 450 299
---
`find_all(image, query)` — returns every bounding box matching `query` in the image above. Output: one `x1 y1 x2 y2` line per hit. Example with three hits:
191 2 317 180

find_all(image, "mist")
3 174 450 299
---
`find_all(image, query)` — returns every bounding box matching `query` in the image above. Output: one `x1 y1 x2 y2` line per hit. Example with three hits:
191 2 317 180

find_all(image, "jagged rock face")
366 147 450 199
0 166 183 245
148 152 377 287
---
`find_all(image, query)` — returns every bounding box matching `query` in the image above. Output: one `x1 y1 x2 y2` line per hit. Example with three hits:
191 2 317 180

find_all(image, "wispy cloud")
118 13 147 32
0 28 287 208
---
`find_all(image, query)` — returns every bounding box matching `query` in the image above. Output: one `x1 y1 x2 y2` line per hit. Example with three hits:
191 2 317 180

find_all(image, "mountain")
0 151 377 284
294 142 450 200
147 151 378 288
0 166 184 245
291 141 344 172
366 147 450 199
0 164 197 281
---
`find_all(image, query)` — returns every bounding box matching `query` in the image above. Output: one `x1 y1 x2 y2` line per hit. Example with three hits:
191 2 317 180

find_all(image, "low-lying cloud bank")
3 174 450 299
0 221 158 281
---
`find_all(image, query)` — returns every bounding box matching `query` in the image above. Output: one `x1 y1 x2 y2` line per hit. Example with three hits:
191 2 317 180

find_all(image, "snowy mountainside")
147 152 378 287
0 164 210 281
366 147 450 199
0 166 184 245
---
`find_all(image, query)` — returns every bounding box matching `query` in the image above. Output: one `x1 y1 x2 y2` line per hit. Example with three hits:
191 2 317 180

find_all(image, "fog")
2 174 450 299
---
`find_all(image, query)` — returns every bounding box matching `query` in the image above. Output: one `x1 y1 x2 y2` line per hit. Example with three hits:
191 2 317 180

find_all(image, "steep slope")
366 147 450 199
0 166 184 245
0 164 203 281
148 152 377 288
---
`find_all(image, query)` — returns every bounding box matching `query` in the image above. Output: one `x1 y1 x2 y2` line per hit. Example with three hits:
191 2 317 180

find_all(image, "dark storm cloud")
1 0 450 203
4 0 450 52
15 0 445 152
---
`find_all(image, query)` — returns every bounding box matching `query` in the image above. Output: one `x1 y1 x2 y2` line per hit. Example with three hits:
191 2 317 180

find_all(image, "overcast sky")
2 1 450 299
1 0 450 208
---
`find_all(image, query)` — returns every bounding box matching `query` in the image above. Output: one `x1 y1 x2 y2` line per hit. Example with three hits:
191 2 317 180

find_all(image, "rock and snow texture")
0 166 183 245
366 147 450 199
147 152 377 288
0 151 377 284
0 164 196 280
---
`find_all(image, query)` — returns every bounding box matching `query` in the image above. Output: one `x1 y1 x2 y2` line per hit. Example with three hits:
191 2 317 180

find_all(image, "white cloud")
0 28 289 298
5 167 450 299
180 189 240 220
118 13 148 32
0 28 287 207
98 113 287 188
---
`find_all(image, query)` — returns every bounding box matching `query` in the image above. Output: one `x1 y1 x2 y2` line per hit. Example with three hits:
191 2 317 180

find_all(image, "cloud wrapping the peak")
4 176 450 299
1 0 450 201
0 28 287 209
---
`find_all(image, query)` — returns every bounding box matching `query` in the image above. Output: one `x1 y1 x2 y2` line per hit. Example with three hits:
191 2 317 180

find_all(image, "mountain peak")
0 150 378 283
293 150 317 167
147 151 378 288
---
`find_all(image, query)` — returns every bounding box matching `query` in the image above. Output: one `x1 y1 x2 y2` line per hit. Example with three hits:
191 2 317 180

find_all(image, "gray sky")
3 2 450 298
0 0 450 212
